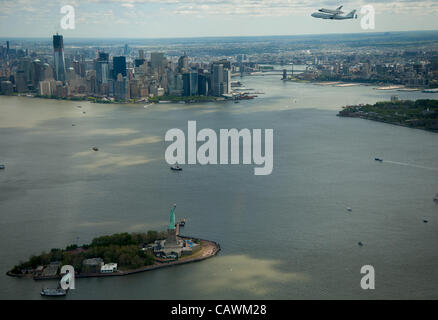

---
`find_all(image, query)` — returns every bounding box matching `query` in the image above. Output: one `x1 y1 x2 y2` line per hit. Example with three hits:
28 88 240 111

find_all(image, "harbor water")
1 74 438 299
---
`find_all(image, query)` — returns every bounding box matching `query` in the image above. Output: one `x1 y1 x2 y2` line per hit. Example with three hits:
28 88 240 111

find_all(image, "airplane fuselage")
311 11 356 20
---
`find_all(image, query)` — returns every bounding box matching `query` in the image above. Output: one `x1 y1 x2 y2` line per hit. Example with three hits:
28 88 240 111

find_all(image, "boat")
92 147 99 151
433 194 438 203
347 207 352 212
170 164 182 171
40 288 67 297
375 158 383 162
0 164 5 170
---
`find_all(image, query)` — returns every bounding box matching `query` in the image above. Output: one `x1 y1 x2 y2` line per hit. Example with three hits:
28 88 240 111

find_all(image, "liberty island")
7 204 220 281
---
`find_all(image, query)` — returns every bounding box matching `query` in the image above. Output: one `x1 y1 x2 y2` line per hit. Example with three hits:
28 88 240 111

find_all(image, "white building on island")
100 263 118 273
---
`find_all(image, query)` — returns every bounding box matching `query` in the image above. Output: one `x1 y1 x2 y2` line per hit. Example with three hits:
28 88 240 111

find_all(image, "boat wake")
383 160 438 171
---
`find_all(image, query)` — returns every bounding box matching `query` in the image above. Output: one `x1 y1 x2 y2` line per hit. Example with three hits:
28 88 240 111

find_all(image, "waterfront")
1 74 438 299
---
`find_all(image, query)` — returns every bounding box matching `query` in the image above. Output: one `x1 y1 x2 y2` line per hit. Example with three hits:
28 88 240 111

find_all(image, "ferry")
40 288 67 297
423 88 438 93
40 271 71 297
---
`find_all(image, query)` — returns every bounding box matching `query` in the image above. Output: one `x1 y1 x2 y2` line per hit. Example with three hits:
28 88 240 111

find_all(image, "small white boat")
170 164 182 171
347 207 352 212
0 164 5 170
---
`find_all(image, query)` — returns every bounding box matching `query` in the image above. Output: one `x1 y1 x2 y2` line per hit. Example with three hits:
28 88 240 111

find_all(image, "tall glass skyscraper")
112 56 126 79
96 52 109 85
52 34 66 83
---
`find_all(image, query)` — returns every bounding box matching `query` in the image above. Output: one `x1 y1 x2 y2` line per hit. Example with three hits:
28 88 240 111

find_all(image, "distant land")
2 30 438 49
337 99 438 132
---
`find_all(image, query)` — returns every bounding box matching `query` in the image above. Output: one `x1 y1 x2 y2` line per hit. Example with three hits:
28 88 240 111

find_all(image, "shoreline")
337 100 438 133
8 93 251 105
338 114 438 133
6 236 221 281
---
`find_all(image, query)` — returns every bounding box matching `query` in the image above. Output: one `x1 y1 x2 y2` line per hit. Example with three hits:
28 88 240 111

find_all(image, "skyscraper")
112 56 126 79
96 52 109 85
53 34 66 83
178 52 189 73
182 72 198 97
198 73 209 96
189 72 198 96
211 60 230 96
211 63 223 96
115 73 129 101
150 52 164 72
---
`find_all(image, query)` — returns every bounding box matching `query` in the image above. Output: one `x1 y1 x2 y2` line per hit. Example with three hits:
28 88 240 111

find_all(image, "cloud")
4 0 438 19
2 0 438 37
87 128 139 136
112 136 162 146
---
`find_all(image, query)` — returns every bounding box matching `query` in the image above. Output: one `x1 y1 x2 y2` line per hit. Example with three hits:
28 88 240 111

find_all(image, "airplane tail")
347 9 357 18
337 6 343 11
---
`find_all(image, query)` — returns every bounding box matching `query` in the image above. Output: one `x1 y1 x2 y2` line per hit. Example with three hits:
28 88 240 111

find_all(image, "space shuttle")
318 6 343 15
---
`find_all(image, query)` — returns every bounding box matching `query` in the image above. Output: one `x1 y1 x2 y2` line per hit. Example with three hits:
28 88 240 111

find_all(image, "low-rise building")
100 263 117 273
82 258 104 273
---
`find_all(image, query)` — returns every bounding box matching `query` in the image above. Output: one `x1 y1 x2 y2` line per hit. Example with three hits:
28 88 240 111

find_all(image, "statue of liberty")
168 204 176 230
165 204 178 246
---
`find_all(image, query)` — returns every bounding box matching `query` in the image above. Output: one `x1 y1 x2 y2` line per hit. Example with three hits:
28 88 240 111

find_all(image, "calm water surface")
1 75 437 299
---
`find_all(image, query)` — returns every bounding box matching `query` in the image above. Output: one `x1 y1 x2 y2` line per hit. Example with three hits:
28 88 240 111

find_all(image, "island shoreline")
6 236 221 281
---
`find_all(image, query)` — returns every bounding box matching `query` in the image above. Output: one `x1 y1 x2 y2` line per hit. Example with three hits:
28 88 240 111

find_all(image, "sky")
1 0 438 38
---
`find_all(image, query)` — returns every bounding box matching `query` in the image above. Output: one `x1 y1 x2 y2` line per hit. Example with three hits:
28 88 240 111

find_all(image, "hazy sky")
1 0 438 38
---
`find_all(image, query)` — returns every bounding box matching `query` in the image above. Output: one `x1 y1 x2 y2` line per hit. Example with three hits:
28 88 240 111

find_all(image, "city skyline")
1 0 438 38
